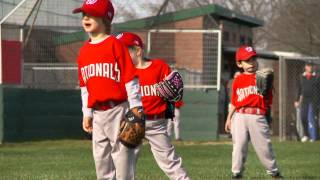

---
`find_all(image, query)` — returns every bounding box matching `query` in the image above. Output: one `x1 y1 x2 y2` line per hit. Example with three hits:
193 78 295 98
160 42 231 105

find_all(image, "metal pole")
0 24 2 84
216 30 222 91
279 56 287 141
24 0 42 48
0 0 29 24
147 30 151 57
20 28 24 85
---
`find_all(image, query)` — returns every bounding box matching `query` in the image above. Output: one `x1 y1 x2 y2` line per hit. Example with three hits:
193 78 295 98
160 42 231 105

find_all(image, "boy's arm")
225 79 237 133
81 86 93 133
225 104 236 133
115 40 143 110
125 77 143 109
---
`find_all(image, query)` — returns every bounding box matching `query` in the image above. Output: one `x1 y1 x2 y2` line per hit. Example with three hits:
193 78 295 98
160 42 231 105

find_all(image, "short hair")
102 18 111 34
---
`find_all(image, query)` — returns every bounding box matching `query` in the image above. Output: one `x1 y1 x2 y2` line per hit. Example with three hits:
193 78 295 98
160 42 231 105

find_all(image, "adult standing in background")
294 61 319 142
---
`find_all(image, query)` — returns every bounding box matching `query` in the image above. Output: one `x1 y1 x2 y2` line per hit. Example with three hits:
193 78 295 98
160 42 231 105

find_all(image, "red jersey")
175 100 184 108
136 59 171 116
231 73 272 111
77 36 136 108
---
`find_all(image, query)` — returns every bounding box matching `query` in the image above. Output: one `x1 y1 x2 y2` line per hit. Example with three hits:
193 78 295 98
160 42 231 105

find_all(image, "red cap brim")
72 8 83 14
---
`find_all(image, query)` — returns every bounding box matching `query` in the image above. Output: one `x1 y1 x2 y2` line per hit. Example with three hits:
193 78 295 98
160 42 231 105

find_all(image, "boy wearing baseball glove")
117 32 189 180
73 1 145 179
225 45 282 179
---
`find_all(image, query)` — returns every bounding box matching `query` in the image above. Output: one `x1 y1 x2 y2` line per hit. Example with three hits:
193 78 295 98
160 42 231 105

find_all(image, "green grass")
0 140 319 180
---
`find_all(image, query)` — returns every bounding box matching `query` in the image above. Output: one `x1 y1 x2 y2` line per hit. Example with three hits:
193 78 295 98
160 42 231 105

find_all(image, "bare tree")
116 0 320 56
266 0 320 56
163 0 283 48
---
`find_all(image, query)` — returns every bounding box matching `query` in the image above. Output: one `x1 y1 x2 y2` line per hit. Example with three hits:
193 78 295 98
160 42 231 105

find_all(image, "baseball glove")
118 106 145 148
156 71 183 102
256 68 274 96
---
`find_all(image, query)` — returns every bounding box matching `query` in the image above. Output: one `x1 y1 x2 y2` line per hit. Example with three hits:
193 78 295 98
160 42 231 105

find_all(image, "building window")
240 35 246 45
223 31 229 41
232 33 237 43
248 37 253 45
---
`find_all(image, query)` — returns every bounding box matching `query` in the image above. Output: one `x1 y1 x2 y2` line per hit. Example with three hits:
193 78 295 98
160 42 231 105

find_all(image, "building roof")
53 4 264 46
113 4 264 31
223 47 319 61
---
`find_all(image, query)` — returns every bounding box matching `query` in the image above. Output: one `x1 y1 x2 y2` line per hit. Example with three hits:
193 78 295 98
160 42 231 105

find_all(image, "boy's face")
82 14 105 34
305 64 313 73
128 46 143 65
236 57 258 73
128 47 138 64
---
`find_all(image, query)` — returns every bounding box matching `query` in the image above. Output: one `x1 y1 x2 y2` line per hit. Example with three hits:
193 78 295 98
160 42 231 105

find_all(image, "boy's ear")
136 47 143 57
236 61 243 68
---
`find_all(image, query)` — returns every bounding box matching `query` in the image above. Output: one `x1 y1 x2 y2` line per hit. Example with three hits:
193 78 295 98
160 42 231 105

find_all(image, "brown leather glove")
118 106 145 148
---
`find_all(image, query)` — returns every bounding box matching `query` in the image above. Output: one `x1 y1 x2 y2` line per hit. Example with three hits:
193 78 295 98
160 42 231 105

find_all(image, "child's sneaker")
271 172 283 179
301 136 308 142
232 173 242 179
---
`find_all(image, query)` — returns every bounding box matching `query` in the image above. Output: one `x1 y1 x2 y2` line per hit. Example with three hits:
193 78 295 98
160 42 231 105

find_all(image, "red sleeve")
78 62 85 87
231 79 237 106
161 61 172 80
115 40 136 83
175 100 184 108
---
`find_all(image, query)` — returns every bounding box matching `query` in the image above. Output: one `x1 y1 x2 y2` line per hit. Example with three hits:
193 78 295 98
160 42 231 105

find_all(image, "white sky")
113 0 162 23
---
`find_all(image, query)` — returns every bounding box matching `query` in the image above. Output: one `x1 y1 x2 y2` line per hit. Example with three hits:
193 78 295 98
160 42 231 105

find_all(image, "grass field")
0 139 319 180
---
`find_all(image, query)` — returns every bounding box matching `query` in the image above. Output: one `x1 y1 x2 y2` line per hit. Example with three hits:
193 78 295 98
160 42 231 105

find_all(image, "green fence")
180 89 219 141
0 86 218 143
0 86 83 142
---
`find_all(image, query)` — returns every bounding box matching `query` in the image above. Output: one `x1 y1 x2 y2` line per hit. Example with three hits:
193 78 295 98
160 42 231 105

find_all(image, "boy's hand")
294 101 299 108
83 117 93 133
225 118 232 133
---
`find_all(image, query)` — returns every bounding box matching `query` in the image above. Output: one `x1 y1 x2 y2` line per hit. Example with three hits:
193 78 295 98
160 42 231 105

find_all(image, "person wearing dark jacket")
294 61 319 142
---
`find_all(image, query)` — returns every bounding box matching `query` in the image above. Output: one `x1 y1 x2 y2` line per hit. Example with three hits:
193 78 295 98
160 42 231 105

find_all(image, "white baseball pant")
134 118 190 180
92 102 136 180
231 113 279 175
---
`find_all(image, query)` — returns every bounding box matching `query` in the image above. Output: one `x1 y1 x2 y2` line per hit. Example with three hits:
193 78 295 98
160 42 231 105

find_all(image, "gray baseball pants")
92 102 135 180
134 119 190 180
231 113 279 175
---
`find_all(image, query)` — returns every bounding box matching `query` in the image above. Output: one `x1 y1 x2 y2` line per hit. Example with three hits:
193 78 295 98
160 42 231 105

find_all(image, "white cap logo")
134 40 139 46
116 33 123 39
86 0 97 5
245 47 253 52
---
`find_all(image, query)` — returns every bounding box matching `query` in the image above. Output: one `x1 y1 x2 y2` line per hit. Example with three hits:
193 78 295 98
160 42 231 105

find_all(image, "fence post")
279 56 287 141
0 85 3 144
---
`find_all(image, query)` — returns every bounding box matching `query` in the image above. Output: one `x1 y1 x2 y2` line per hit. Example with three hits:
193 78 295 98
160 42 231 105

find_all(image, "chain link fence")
0 0 223 141
147 29 222 90
1 0 83 88
279 57 320 141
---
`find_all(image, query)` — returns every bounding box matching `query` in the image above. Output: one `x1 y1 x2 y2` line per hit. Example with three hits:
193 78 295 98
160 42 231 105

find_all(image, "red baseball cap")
236 45 257 61
116 32 144 48
73 0 114 21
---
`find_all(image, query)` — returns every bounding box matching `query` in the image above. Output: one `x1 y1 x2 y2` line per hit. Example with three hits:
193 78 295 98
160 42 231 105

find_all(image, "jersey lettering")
81 62 120 83
236 85 260 102
140 84 158 97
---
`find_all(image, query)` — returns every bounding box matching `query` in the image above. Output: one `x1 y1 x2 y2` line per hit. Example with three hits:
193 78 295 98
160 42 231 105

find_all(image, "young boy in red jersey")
73 1 143 179
225 46 282 179
117 32 190 180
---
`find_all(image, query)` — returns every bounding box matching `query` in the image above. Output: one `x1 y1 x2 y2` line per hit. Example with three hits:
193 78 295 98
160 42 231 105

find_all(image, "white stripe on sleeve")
81 87 93 118
125 77 143 109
